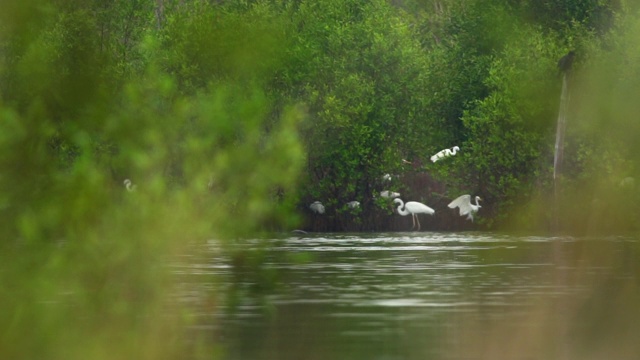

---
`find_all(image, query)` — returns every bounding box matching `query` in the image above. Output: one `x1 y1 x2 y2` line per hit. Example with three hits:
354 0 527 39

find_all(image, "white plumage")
393 198 435 231
123 179 137 192
380 190 401 199
430 146 460 163
310 201 325 214
448 194 482 222
347 201 360 209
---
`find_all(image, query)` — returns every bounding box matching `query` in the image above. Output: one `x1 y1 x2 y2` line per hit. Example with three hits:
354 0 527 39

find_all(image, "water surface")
179 232 640 360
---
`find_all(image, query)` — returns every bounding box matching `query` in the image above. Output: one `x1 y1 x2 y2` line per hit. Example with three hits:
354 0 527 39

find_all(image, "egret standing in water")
310 201 325 214
123 179 137 192
430 146 460 163
448 195 482 222
393 198 435 231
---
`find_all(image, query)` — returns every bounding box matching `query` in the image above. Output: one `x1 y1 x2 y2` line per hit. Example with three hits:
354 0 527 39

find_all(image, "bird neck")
395 201 409 216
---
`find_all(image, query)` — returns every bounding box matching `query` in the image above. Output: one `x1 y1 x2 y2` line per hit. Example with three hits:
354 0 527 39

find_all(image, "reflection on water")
177 232 640 360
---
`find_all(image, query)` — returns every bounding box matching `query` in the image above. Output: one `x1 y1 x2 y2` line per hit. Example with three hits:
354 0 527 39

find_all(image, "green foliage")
0 1 304 359
547 4 640 233
452 24 562 218
278 0 435 225
515 0 618 34
2 0 640 357
160 1 290 91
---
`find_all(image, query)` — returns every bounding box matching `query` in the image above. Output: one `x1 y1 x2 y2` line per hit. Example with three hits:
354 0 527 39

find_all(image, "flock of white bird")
310 193 481 230
124 146 477 230
309 146 483 230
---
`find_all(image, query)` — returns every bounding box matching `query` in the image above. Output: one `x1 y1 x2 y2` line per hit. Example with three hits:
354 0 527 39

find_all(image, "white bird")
430 146 460 163
393 198 435 231
310 201 325 214
448 194 482 222
123 179 137 192
347 201 360 209
380 190 401 199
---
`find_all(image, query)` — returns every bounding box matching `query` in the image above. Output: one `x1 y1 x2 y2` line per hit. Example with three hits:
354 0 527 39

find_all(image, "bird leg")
410 214 416 230
415 215 421 231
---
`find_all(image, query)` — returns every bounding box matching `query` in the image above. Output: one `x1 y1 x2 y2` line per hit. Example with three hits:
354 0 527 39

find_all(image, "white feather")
347 201 360 208
448 194 482 221
310 201 325 214
380 190 401 199
393 198 435 231
431 146 460 163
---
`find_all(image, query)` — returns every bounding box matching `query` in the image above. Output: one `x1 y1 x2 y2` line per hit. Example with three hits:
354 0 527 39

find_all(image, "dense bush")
276 0 437 229
0 1 303 359
2 0 640 358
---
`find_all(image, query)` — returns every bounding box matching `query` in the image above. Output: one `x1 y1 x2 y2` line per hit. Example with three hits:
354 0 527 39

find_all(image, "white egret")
448 194 482 222
123 179 137 192
393 198 435 231
430 146 460 163
347 201 360 209
380 190 401 199
310 201 325 214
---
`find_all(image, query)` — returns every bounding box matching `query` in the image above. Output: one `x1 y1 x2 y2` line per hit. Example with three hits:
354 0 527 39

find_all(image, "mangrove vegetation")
2 0 640 358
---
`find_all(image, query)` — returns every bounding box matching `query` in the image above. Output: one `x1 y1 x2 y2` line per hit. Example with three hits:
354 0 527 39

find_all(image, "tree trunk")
553 73 570 231
155 0 165 30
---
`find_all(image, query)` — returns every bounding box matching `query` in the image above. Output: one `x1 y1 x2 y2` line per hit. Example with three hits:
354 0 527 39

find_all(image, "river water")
179 232 640 360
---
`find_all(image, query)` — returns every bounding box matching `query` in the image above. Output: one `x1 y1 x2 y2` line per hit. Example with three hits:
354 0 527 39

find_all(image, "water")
178 232 640 360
